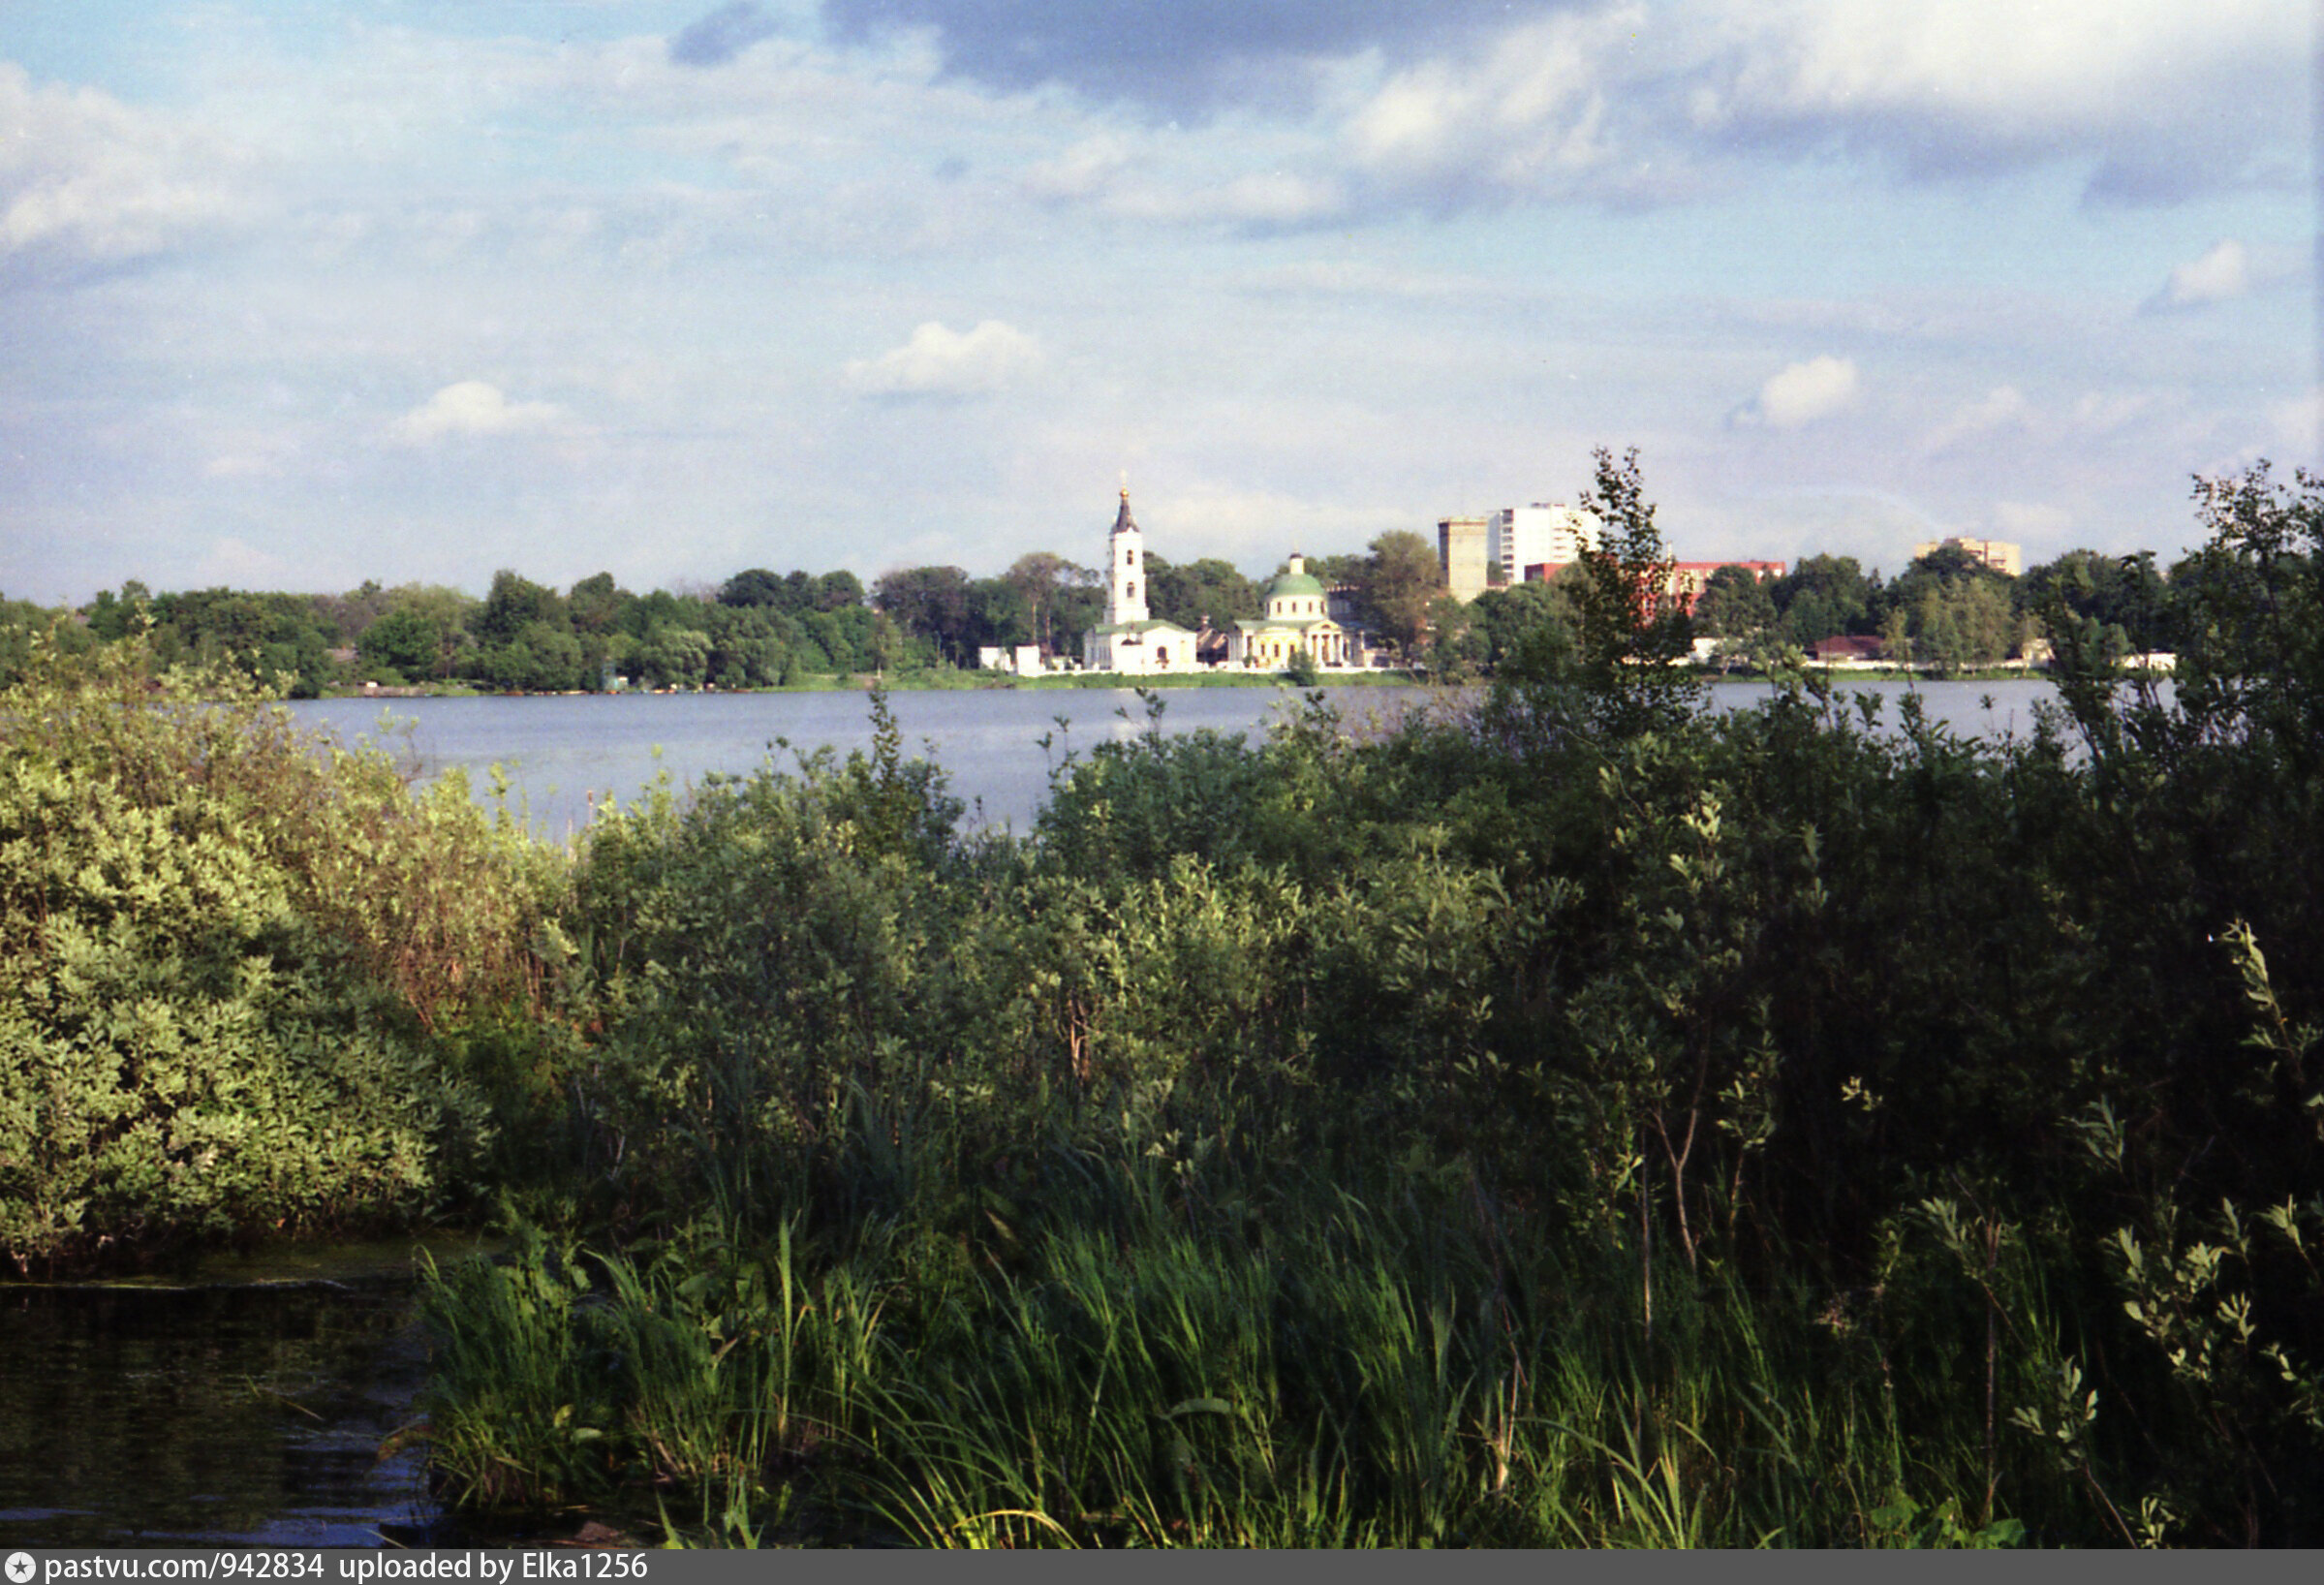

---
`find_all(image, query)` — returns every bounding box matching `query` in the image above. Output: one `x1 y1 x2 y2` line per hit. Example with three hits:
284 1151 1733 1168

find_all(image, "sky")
0 0 2314 605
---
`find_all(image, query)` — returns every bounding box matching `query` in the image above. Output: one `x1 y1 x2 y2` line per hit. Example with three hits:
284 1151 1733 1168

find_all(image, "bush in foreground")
0 637 563 1272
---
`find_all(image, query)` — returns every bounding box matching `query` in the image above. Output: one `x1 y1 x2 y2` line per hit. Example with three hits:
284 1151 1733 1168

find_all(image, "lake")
283 676 2071 841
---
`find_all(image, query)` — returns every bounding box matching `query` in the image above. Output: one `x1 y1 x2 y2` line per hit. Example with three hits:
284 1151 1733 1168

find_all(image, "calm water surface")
0 1239 499 1549
285 684 1433 839
283 677 2063 840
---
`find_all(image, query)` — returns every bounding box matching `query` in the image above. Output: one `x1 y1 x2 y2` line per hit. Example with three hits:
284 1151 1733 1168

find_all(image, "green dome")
1266 570 1325 603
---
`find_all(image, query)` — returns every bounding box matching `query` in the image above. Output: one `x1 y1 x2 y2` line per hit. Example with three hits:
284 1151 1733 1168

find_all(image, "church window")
1127 548 1136 566
1127 581 1136 601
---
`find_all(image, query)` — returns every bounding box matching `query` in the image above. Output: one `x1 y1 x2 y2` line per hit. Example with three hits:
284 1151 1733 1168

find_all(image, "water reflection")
0 1241 496 1548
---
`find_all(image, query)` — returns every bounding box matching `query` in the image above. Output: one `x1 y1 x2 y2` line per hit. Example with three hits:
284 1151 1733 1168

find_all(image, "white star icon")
5 1552 35 1584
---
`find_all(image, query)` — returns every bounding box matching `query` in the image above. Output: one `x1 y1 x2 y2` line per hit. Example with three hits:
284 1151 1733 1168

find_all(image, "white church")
1081 487 1201 675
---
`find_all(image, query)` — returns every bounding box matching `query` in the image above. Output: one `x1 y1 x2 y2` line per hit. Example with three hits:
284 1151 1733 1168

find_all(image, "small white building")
1082 488 1199 674
976 644 1047 675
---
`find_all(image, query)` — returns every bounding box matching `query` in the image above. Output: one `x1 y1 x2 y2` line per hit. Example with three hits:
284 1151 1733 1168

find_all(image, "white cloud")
1337 10 1636 203
1731 355 1858 429
2153 239 2250 309
0 62 250 271
1238 259 1506 302
1022 134 1346 228
386 381 566 445
1922 385 2031 455
2144 238 2308 312
1204 171 1347 226
845 320 1040 397
1688 0 2303 199
819 0 2299 209
1021 137 1136 203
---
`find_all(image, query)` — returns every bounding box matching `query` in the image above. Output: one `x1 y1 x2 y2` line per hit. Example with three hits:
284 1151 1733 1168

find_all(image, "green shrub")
0 636 561 1271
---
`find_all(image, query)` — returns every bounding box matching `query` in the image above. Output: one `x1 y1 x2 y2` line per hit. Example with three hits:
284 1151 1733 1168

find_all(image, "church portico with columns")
1225 553 1361 670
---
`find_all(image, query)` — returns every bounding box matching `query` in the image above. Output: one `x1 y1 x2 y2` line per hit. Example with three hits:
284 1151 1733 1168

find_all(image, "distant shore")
319 659 2102 702
322 668 1430 699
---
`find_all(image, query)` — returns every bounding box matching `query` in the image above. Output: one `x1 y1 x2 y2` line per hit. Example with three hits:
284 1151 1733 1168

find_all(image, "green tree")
359 607 442 681
1003 552 1095 655
874 566 975 667
1772 554 1878 645
1424 593 1484 681
374 584 477 680
1051 578 1108 656
962 577 1030 657
1358 530 1444 660
621 588 707 643
84 580 151 642
704 605 787 687
1691 565 1779 665
635 624 712 689
1911 577 2014 672
2155 461 2324 766
804 606 871 673
1145 555 1255 634
816 571 866 611
1566 448 1702 734
719 569 799 611
521 621 588 691
315 580 391 648
1881 544 2018 673
1470 578 1579 670
477 571 566 650
2020 549 2167 654
0 601 96 686
568 573 634 637
0 635 557 1269
1879 606 1912 667
1886 544 2010 619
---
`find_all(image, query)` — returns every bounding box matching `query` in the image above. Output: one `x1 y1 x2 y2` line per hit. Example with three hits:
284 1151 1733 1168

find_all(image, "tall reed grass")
420 1084 2039 1547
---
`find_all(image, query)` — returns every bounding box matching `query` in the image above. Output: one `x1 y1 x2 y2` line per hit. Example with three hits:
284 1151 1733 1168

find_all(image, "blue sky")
1 0 2312 604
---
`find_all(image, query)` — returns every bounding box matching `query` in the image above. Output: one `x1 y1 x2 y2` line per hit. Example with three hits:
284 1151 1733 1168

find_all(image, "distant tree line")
1427 539 2183 680
0 513 2210 697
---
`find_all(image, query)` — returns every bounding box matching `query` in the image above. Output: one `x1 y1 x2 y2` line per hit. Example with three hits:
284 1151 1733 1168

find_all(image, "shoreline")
321 668 1432 699
317 663 2091 701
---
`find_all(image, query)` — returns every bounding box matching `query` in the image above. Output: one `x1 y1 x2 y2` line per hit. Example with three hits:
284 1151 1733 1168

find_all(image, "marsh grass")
421 1088 2040 1547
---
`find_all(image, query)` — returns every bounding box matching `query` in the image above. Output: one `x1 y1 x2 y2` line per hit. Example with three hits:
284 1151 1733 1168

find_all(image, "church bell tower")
1107 484 1149 626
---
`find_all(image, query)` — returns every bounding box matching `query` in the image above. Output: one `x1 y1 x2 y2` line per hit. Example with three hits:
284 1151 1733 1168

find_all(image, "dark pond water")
0 1240 497 1549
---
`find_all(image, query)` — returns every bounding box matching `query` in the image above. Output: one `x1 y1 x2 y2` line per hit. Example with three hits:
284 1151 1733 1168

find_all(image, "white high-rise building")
1489 504 1599 583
